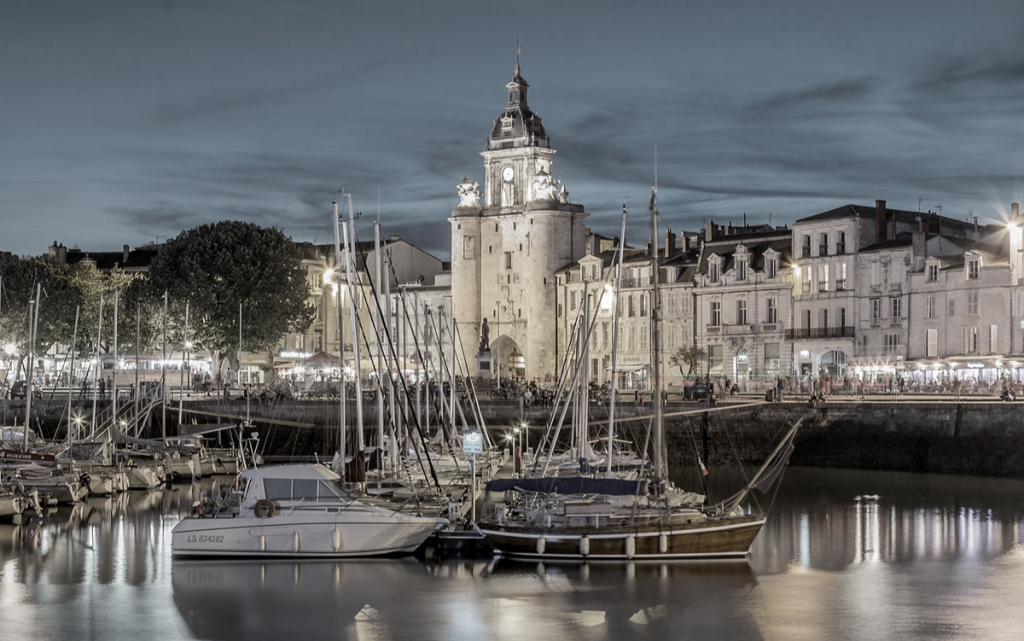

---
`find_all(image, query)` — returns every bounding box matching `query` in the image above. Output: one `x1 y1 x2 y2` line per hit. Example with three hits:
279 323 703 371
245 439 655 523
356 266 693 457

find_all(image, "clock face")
502 166 514 182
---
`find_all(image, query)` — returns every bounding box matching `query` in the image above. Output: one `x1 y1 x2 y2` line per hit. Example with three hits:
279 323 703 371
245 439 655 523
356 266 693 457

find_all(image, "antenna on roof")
654 142 658 195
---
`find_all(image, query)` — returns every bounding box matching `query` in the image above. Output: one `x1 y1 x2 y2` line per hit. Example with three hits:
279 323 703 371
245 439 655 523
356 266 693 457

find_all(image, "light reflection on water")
1 468 1023 640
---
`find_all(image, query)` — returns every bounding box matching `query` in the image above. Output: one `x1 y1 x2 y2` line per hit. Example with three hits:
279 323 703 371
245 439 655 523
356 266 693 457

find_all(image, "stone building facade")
449 60 588 382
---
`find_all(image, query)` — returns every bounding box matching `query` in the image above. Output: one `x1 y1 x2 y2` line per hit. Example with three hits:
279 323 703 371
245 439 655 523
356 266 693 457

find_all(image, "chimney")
123 244 130 264
1013 202 1020 219
705 221 715 242
663 229 676 258
875 199 887 242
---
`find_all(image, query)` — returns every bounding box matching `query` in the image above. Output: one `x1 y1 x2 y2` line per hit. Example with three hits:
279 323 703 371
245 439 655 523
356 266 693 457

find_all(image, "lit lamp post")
519 422 527 472
506 427 524 477
514 426 521 476
184 340 193 396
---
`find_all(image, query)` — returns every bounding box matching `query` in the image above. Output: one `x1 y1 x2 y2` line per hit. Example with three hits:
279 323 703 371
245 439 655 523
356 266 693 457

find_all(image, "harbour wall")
5 397 1023 479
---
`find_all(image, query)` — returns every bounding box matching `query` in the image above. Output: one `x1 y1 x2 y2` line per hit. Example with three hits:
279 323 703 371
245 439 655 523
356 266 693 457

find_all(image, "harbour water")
2 467 1023 640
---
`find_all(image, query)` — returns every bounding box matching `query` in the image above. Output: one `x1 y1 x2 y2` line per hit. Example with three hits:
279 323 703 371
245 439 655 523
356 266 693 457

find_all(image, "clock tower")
450 58 588 382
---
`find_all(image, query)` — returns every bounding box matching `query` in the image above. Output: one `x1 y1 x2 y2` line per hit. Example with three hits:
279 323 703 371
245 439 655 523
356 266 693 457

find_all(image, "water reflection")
750 468 1024 575
171 557 759 639
0 479 214 587
2 469 1024 641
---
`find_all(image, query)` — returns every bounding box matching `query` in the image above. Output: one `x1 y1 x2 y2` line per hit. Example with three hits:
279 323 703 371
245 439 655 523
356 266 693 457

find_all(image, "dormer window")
736 257 747 281
927 264 938 282
967 258 980 280
709 257 721 284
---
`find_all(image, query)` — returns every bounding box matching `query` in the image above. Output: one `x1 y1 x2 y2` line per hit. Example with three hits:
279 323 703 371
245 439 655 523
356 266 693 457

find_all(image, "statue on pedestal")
479 318 490 353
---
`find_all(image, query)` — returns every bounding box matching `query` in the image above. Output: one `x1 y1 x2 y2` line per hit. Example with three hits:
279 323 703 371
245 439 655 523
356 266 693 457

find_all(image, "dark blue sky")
3 0 1023 259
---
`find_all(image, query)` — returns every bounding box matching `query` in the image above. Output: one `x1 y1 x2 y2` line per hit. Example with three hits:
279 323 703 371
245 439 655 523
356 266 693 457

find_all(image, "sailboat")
476 189 803 560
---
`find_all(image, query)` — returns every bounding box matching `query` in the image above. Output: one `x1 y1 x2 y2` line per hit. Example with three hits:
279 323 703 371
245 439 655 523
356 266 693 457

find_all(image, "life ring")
254 499 275 519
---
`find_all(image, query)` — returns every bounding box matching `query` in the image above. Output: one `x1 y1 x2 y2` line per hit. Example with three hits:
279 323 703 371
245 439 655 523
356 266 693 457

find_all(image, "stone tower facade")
450 60 588 382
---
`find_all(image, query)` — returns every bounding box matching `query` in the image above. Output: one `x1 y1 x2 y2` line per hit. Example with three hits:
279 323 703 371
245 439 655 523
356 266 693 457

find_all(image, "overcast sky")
3 0 1023 259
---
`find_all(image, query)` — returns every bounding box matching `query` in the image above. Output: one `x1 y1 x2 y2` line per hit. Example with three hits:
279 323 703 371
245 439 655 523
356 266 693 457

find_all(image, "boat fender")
254 499 275 518
579 536 590 556
537 536 546 555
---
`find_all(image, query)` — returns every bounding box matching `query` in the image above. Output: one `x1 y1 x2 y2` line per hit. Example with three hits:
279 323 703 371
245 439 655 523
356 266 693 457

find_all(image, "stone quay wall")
5 396 1023 478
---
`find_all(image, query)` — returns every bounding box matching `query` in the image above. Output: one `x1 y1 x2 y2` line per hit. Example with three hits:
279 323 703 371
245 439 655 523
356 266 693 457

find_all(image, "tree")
0 256 86 364
669 344 706 377
146 221 315 380
0 256 152 383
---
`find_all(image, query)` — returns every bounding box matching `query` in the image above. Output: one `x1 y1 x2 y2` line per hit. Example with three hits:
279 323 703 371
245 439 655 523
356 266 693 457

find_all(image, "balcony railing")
785 326 856 340
705 324 755 336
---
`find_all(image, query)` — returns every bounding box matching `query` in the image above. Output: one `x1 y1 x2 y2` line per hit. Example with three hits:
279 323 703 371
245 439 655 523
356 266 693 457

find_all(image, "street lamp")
508 426 524 477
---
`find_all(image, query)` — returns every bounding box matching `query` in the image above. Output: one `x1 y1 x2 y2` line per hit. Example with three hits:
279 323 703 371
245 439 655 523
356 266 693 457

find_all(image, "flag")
698 454 709 477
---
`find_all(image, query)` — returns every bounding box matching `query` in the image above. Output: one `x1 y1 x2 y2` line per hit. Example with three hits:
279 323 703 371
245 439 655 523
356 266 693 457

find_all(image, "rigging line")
352 252 444 492
533 307 591 477
401 302 464 475
425 307 457 440
444 308 486 435
448 310 499 453
421 307 460 458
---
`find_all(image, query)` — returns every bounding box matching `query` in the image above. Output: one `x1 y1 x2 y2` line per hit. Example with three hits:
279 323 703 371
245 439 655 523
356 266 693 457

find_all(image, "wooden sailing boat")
476 189 802 560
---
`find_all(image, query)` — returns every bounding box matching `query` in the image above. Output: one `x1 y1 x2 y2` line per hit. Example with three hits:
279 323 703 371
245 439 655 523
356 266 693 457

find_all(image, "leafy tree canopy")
669 344 706 377
146 221 314 361
0 256 148 359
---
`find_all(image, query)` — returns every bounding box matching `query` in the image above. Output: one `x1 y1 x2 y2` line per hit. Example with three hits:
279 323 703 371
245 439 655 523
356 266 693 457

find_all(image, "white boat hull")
172 506 447 558
0 494 27 519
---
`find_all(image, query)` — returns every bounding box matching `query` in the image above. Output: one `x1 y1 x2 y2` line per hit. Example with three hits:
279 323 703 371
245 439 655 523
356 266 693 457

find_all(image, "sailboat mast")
177 301 189 431
331 199 347 474
92 292 104 440
650 188 666 479
67 305 80 442
23 283 41 451
161 291 167 441
374 223 390 474
343 195 365 452
112 290 118 434
605 206 627 476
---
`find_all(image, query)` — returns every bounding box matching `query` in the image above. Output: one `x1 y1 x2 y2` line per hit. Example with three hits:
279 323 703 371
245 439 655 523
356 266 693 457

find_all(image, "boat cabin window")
263 477 354 501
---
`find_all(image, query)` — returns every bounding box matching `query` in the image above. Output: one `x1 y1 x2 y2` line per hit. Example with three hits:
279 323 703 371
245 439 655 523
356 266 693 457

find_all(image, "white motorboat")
171 463 449 558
